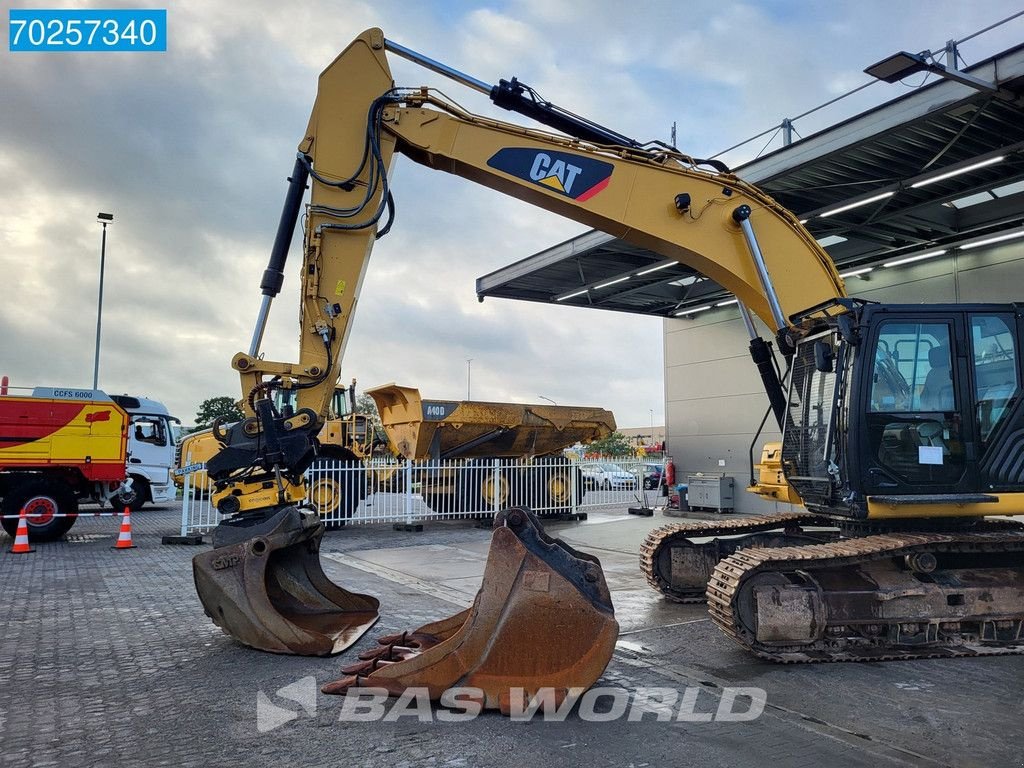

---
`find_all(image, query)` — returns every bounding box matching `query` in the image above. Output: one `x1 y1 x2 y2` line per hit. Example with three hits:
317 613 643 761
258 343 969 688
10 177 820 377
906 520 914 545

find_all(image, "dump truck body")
366 383 615 461
367 384 614 516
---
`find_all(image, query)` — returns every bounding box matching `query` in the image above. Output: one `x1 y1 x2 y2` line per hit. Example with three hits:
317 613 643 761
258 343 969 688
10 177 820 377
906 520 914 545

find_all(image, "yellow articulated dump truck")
177 381 614 521
366 383 615 518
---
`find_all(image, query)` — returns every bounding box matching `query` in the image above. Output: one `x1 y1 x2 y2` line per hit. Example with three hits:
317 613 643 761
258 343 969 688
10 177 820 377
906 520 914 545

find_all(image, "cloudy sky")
2 0 1022 428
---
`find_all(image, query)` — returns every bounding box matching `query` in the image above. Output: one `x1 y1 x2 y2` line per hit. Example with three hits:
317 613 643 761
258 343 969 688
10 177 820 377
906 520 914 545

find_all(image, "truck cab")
111 395 180 510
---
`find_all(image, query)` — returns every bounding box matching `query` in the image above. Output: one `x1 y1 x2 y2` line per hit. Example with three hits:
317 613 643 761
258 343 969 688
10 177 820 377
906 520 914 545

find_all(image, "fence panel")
576 456 667 511
179 456 593 535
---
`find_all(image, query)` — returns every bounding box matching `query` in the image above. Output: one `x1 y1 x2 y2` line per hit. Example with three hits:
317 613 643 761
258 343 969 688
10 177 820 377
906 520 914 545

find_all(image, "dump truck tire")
308 456 365 528
458 461 510 516
528 460 579 516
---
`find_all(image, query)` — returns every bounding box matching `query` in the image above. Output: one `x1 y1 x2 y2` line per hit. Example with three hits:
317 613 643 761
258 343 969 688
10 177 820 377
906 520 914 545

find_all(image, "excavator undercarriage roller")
193 506 379 656
322 508 618 713
707 525 1024 662
640 513 837 602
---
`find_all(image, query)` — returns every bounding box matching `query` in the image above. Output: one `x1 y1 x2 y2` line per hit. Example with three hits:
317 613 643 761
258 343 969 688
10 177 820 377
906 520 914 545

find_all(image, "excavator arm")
204 28 845 517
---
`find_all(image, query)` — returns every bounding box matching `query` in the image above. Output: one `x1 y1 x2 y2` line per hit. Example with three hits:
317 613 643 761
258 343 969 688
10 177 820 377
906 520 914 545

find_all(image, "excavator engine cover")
322 508 618 713
193 506 379 655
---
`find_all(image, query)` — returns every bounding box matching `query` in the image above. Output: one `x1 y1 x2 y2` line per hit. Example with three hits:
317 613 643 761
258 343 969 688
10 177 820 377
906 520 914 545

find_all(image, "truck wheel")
543 466 579 515
308 457 364 528
525 460 579 516
458 462 510 517
1 478 78 542
114 477 149 512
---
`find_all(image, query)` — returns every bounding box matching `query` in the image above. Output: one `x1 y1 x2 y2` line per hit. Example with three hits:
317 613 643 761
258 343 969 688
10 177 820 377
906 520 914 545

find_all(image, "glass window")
970 314 1020 444
866 320 965 487
132 417 167 446
869 322 954 413
332 389 352 418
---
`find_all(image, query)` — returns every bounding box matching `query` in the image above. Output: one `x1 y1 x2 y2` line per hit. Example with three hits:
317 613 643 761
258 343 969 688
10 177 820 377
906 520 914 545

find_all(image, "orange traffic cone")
112 505 136 550
10 507 34 554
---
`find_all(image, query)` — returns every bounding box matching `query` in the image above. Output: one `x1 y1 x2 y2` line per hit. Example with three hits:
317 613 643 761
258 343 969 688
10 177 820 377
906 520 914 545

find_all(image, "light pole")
650 409 655 446
93 212 114 390
466 358 473 400
538 395 557 405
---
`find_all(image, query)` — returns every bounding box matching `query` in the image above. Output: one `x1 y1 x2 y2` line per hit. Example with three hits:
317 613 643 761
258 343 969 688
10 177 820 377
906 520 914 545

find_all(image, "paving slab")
0 506 1020 768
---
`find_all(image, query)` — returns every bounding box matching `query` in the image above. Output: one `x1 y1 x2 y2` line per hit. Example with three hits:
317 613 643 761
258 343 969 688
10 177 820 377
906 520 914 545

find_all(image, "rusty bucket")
193 506 379 655
322 508 618 712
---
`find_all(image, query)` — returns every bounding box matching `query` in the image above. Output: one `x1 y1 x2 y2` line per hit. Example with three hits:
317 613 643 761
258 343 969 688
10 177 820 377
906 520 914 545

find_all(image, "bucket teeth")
321 675 361 695
323 507 618 712
192 506 379 656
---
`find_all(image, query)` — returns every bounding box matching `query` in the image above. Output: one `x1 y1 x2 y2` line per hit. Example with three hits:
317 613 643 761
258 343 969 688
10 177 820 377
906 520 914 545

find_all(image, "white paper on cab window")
919 445 944 465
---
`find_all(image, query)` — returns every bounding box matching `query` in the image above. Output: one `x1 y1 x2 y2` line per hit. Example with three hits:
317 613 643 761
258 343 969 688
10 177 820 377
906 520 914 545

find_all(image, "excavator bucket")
192 506 379 655
322 508 618 713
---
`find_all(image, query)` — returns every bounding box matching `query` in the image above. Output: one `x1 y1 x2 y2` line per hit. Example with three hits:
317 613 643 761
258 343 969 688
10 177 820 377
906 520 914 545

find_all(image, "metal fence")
178 455 666 536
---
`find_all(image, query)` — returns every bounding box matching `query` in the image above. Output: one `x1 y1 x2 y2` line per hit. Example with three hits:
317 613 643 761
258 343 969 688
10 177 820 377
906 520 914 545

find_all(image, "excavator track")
640 512 831 602
707 523 1024 662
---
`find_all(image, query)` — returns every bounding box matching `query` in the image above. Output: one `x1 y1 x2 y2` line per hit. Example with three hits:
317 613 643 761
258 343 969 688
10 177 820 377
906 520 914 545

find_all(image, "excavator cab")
782 301 1024 520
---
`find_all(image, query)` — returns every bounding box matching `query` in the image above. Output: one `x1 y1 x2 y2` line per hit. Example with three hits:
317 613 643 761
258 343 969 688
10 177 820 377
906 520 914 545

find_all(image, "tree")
194 396 244 430
355 393 387 450
355 393 381 425
584 431 633 458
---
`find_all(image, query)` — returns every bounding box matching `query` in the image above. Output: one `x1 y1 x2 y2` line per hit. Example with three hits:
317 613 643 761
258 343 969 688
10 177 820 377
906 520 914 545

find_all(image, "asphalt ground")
1 506 1022 767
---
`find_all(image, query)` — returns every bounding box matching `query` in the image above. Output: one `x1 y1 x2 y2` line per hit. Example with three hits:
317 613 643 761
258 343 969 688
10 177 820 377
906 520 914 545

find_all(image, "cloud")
1 0 1020 430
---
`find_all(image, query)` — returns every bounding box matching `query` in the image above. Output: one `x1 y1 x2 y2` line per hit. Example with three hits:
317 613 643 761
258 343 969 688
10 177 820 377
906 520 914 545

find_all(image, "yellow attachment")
749 442 803 506
211 476 306 515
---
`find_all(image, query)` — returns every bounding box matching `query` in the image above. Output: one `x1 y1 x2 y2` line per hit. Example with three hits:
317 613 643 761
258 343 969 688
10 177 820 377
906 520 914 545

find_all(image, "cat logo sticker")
487 148 613 201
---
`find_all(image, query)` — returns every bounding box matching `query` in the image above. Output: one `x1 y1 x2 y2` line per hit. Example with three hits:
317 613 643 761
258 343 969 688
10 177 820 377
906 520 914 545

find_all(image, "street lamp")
538 395 557 405
466 358 473 400
93 212 114 390
864 47 1006 97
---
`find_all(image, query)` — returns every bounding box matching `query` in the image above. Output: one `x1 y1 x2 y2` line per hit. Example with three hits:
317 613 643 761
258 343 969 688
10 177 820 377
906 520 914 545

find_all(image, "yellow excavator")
193 29 1024 708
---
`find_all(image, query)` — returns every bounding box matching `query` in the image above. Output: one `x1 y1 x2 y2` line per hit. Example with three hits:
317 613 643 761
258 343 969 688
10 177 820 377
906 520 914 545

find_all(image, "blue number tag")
9 9 167 52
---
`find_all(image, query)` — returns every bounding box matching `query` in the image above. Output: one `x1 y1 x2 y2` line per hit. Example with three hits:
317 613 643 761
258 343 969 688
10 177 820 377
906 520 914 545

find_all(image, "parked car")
643 462 666 490
582 462 637 490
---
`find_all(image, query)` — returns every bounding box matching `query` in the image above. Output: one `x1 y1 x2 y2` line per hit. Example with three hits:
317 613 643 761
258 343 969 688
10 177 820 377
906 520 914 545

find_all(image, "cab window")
332 389 352 418
869 322 954 413
132 417 167 447
866 321 963 487
970 314 1020 445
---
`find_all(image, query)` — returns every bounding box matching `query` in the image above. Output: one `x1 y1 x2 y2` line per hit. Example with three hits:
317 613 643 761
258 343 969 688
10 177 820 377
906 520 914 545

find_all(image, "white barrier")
180 456 588 535
178 455 666 535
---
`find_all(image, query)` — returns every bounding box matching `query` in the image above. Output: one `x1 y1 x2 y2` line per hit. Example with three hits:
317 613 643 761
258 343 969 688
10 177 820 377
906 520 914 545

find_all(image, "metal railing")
178 455 667 535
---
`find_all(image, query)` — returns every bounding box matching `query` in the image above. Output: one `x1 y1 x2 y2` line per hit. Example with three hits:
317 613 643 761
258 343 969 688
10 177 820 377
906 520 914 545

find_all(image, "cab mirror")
814 340 834 373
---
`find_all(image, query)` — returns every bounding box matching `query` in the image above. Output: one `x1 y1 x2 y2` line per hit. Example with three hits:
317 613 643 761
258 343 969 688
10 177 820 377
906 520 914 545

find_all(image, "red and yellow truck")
0 385 178 541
